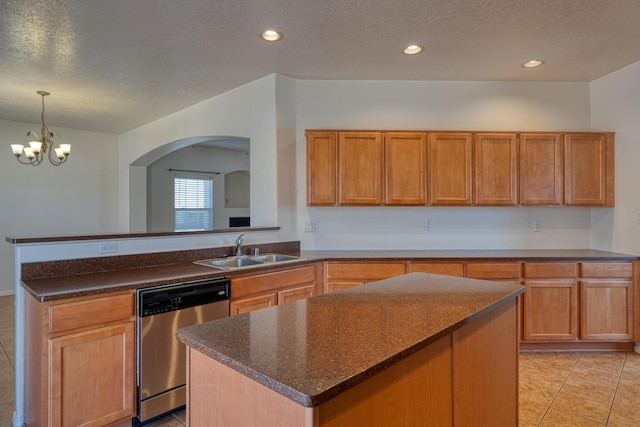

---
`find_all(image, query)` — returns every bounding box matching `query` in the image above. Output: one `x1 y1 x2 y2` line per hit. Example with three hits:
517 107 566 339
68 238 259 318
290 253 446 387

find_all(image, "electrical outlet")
303 221 319 232
424 219 432 231
99 242 118 254
533 220 542 232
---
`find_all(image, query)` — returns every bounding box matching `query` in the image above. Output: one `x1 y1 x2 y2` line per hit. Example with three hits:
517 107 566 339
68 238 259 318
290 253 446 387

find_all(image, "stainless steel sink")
251 254 299 263
194 253 301 270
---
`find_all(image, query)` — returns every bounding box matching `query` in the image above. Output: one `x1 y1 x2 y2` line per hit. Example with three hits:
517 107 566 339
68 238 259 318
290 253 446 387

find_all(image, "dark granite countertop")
176 272 524 407
21 248 637 301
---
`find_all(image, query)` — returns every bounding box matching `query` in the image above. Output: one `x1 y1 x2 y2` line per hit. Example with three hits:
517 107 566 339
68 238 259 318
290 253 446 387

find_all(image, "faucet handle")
236 233 245 244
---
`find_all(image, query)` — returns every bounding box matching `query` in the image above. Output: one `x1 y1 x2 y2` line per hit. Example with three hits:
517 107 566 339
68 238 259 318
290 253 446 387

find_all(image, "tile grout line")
604 352 627 426
534 352 581 426
171 412 186 426
0 341 15 372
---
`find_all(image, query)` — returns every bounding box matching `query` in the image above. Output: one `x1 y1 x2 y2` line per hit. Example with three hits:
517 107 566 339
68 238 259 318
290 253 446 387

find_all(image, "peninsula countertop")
20 248 637 301
176 272 524 407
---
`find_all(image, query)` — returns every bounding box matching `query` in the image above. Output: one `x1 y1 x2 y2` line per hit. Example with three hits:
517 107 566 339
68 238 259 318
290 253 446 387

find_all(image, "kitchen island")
177 272 524 427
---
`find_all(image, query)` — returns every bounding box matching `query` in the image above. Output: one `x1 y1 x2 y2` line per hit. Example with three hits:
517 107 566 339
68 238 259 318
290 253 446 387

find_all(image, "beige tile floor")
519 351 640 426
2 293 640 427
143 408 186 426
0 295 16 427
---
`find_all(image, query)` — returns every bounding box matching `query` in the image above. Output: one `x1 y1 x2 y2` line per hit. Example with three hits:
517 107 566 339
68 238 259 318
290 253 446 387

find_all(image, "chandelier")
10 91 71 166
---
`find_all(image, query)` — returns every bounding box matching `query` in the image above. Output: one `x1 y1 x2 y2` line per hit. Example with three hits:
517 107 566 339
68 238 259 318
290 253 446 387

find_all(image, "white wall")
591 61 640 255
147 145 250 231
293 80 597 250
0 119 118 295
6 71 637 296
275 74 299 241
119 75 278 232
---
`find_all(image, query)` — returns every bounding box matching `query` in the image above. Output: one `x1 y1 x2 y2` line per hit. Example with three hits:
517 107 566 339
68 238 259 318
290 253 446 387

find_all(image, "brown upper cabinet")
428 132 473 205
306 130 614 207
339 131 384 205
519 134 563 205
564 133 615 206
385 132 427 205
474 133 517 205
306 131 338 206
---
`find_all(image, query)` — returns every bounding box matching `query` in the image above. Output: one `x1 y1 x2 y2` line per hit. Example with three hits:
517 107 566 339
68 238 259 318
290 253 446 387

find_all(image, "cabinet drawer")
581 262 633 278
409 262 464 277
49 292 134 335
524 263 577 278
231 265 316 298
466 263 520 279
325 262 406 280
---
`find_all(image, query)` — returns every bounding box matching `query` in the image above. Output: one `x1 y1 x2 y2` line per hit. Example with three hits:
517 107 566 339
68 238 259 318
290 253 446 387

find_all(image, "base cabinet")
25 290 136 427
581 280 633 340
403 259 637 347
230 264 321 315
523 279 578 341
580 262 635 340
521 261 636 344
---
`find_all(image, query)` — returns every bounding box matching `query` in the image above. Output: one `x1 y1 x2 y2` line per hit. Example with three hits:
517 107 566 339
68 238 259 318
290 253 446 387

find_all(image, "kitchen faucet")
234 234 245 256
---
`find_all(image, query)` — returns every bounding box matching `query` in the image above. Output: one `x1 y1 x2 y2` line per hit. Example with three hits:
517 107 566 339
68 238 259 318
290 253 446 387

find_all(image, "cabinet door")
278 284 316 305
564 133 614 206
384 132 426 205
523 280 578 341
428 133 472 205
339 132 383 205
49 322 135 427
519 134 562 205
307 131 338 206
474 133 517 205
580 280 633 340
230 293 278 316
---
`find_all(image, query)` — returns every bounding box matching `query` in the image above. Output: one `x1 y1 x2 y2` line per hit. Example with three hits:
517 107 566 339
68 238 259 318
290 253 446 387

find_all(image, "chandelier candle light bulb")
10 91 71 166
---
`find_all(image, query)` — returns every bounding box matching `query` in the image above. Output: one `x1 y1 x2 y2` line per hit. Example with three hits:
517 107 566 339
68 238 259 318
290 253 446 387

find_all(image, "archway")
129 136 250 231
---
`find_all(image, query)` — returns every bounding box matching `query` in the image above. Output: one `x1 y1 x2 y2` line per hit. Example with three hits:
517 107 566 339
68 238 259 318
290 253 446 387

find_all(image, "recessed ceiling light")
522 59 544 68
261 29 282 42
403 45 423 55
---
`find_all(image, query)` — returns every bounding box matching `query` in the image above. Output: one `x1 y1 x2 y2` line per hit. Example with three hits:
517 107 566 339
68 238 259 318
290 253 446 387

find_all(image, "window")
174 176 213 231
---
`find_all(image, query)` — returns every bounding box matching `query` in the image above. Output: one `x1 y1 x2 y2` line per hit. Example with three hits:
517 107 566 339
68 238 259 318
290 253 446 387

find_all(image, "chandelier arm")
14 155 41 165
47 147 65 166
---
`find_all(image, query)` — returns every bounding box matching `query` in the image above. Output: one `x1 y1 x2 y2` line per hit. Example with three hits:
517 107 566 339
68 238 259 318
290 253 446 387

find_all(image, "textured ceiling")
1 0 640 134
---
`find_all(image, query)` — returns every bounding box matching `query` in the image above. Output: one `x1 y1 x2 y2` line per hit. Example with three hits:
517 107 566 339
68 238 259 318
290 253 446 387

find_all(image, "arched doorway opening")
129 136 250 232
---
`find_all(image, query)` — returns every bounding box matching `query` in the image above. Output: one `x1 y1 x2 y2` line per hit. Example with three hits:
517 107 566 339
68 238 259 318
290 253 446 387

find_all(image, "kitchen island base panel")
453 299 518 426
187 349 316 426
185 299 518 427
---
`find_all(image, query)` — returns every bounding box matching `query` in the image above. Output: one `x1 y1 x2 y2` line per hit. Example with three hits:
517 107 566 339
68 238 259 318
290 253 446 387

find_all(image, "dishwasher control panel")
138 278 229 317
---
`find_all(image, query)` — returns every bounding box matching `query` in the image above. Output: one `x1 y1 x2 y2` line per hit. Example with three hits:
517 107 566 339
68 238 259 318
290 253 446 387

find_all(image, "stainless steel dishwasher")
135 277 230 424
